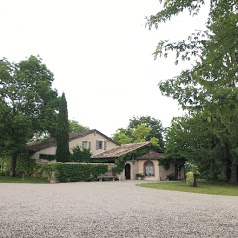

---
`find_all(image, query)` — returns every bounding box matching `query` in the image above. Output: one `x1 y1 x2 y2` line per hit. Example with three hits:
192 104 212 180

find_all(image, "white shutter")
96 141 99 150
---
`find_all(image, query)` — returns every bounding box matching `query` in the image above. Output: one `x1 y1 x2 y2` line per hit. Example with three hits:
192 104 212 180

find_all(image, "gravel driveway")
0 181 238 238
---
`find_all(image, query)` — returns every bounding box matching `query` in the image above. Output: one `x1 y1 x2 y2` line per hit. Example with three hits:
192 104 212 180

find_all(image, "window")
96 140 103 150
144 161 154 177
82 141 91 149
96 140 107 150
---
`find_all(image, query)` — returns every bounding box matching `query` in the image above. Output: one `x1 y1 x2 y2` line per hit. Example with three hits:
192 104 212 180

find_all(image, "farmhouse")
28 130 184 181
92 142 185 181
28 129 120 161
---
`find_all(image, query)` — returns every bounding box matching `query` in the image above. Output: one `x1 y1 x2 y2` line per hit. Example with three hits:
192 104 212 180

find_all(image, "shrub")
16 155 38 176
0 155 38 176
186 172 194 186
70 146 92 163
55 163 108 182
32 163 56 179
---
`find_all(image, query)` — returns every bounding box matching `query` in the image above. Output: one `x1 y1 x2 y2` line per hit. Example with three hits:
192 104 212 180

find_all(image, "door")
125 163 131 180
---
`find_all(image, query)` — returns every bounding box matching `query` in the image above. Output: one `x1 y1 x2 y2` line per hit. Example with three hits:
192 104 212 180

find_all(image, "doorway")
125 163 131 180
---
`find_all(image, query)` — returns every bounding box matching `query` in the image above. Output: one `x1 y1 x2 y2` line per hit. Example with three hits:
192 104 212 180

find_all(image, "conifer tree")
56 92 70 162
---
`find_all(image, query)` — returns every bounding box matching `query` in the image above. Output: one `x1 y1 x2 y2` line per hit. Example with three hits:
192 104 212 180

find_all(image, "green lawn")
0 175 49 184
138 181 238 196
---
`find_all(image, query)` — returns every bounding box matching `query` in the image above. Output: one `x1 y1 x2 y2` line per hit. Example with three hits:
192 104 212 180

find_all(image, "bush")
16 156 38 176
32 163 56 179
70 146 92 163
0 155 38 176
55 163 108 182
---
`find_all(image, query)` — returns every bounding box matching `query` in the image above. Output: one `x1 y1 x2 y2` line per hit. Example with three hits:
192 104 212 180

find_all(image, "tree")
147 0 238 183
112 116 164 149
0 56 58 176
56 93 70 162
69 120 89 133
112 129 133 144
132 124 151 143
129 116 164 148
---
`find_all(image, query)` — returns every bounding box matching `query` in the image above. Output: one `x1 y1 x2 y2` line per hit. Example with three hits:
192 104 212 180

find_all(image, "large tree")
56 93 70 162
112 116 164 149
69 120 89 133
0 56 58 176
147 0 238 183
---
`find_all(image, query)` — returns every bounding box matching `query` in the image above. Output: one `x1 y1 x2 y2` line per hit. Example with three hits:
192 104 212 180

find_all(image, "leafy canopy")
0 56 59 176
112 116 164 149
147 0 238 183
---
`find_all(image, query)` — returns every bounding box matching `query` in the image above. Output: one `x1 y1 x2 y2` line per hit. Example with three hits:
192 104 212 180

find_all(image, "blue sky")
0 0 209 136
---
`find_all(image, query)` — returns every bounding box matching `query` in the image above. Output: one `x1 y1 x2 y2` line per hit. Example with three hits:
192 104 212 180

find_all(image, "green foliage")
186 172 195 186
56 93 70 162
0 56 59 176
32 163 56 179
112 147 157 173
112 116 164 149
16 156 38 176
148 0 238 183
70 145 92 163
132 124 151 142
69 120 89 133
55 163 108 182
0 155 53 178
112 130 133 144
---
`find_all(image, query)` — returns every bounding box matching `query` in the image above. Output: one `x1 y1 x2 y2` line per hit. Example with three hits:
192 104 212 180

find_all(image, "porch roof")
92 142 150 159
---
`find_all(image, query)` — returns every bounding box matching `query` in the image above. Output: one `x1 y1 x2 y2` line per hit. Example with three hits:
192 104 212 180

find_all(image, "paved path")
0 181 238 238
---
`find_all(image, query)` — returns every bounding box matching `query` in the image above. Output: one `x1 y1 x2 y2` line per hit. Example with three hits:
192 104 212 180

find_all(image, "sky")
0 0 209 137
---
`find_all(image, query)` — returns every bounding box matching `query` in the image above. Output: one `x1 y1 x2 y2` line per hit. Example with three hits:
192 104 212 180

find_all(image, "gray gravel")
0 181 238 238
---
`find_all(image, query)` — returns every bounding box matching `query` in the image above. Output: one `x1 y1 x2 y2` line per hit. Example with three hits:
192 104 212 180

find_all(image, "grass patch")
138 181 238 196
0 175 49 184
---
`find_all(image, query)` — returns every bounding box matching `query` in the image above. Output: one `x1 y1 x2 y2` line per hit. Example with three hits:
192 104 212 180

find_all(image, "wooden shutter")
96 140 99 150
89 142 91 149
104 141 107 150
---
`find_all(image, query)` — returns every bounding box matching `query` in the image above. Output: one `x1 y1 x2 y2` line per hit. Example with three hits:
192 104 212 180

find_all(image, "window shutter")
104 141 107 150
89 142 91 149
96 141 99 150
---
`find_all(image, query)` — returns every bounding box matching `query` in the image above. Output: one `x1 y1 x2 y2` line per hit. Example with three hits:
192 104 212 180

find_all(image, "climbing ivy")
112 145 162 173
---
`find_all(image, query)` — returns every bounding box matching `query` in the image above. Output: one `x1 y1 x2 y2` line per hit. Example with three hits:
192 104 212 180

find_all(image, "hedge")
55 163 108 182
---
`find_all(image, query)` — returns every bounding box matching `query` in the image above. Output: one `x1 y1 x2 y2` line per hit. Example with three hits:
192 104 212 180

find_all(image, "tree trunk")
10 153 17 177
193 174 198 187
230 162 238 184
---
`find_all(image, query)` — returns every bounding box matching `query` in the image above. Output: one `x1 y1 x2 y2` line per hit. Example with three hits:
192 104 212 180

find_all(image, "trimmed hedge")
55 163 108 182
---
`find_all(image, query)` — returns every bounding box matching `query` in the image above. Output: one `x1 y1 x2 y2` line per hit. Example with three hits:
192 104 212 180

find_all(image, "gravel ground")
0 181 238 238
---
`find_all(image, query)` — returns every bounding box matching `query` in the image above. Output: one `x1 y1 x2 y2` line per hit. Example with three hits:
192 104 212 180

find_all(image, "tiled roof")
136 151 164 160
27 129 120 152
92 142 150 159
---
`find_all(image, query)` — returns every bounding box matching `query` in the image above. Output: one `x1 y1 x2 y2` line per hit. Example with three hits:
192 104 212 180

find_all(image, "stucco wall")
119 160 185 181
31 131 118 160
120 160 160 181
